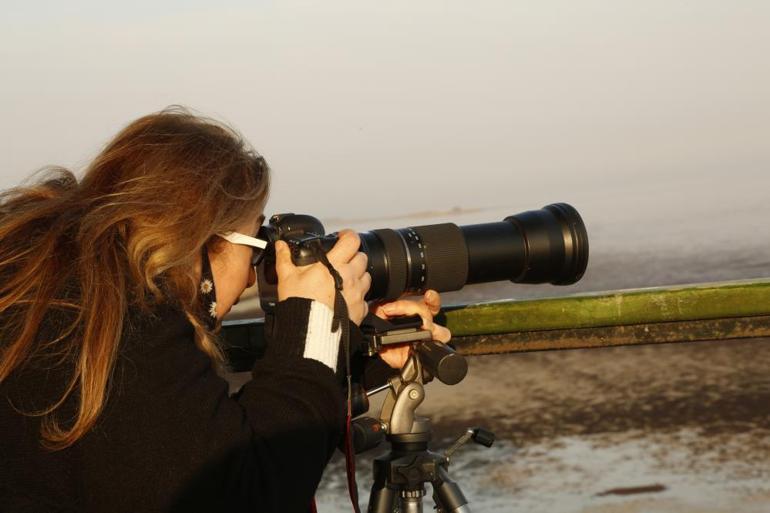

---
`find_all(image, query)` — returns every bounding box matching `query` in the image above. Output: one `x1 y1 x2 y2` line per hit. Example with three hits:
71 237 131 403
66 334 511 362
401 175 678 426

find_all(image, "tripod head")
349 316 495 513
361 314 468 387
351 314 468 446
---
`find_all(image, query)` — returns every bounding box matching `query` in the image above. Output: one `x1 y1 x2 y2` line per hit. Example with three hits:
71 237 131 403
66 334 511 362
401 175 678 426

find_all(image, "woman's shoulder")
114 300 223 393
122 300 195 346
115 301 205 387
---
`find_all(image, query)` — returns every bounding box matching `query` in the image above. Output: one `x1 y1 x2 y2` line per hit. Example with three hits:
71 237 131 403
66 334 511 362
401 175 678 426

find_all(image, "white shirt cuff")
302 301 341 371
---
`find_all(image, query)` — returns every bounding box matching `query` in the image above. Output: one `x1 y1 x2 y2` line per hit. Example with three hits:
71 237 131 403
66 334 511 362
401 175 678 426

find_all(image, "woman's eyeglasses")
218 231 269 266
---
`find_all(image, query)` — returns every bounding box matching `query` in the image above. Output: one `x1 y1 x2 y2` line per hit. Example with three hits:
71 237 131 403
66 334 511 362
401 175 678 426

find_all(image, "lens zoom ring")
412 223 469 292
371 228 408 300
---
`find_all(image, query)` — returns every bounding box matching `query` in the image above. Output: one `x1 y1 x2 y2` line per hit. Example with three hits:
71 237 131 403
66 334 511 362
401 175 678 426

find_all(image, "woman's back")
1 295 345 512
1 320 80 511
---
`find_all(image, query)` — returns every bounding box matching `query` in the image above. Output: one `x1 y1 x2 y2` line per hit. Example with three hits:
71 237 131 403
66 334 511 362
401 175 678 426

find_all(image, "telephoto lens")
359 203 588 301
255 203 588 310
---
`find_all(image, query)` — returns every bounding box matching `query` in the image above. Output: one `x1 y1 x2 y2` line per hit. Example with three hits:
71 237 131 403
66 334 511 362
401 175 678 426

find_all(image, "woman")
0 108 451 512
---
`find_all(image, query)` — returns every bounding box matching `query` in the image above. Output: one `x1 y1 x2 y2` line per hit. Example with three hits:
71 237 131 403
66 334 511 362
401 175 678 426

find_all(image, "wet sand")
316 337 770 512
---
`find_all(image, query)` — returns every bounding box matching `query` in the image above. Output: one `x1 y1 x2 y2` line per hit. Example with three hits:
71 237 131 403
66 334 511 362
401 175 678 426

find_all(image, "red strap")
344 398 362 513
313 244 361 513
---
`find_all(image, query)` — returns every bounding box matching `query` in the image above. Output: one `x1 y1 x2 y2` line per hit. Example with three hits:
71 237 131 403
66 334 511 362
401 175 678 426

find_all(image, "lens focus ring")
412 223 468 293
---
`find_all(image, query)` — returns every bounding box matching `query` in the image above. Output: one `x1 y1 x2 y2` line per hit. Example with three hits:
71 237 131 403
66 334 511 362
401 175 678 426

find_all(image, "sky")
2 0 769 231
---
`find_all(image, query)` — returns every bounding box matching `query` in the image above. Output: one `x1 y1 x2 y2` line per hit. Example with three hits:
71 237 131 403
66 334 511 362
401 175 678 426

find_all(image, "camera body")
255 213 342 313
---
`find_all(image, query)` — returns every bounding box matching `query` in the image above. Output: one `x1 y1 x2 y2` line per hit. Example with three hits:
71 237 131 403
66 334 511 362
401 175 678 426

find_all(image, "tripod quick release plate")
361 314 433 356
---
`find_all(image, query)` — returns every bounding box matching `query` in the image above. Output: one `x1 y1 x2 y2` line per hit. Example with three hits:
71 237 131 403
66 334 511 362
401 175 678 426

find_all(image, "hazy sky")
2 0 769 222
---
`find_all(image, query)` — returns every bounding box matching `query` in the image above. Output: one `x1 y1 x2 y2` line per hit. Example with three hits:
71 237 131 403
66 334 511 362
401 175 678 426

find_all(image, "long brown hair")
0 107 270 449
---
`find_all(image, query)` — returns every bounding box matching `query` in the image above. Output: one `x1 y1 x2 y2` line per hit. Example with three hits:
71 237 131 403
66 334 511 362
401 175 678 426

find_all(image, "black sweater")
0 298 362 513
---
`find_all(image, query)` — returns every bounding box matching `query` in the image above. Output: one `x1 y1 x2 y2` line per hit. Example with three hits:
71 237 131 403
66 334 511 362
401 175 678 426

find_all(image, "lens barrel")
359 203 588 301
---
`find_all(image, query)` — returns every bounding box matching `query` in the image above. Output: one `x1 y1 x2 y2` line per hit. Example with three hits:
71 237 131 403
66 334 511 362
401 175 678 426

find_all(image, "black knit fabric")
0 298 345 513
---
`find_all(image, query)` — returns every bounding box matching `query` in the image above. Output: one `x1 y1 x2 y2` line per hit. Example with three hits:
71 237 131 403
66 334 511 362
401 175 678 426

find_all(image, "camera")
255 203 588 312
222 203 588 374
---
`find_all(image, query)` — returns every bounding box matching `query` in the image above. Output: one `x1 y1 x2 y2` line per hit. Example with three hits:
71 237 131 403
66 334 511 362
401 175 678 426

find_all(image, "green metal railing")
222 279 770 367
442 279 770 355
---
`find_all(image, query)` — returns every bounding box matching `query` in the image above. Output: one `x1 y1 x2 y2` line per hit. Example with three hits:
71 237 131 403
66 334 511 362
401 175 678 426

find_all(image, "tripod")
360 348 494 513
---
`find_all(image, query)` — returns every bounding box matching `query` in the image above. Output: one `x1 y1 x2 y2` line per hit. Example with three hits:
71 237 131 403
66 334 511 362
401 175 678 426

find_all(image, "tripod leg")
368 483 395 513
433 467 471 513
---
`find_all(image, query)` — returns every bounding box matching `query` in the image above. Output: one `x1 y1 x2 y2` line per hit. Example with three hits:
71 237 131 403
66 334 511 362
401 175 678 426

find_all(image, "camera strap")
310 245 362 513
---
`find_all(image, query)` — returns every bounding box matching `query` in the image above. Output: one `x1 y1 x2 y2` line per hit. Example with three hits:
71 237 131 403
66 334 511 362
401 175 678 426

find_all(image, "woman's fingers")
376 299 436 339
432 324 452 343
423 289 441 315
373 291 452 368
327 230 360 266
373 290 451 344
378 299 431 323
274 240 295 280
375 290 440 317
350 252 368 278
379 344 411 369
361 271 372 294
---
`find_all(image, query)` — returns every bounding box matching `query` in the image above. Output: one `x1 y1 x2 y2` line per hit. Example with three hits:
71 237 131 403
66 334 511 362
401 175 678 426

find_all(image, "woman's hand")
371 289 452 369
275 230 371 325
